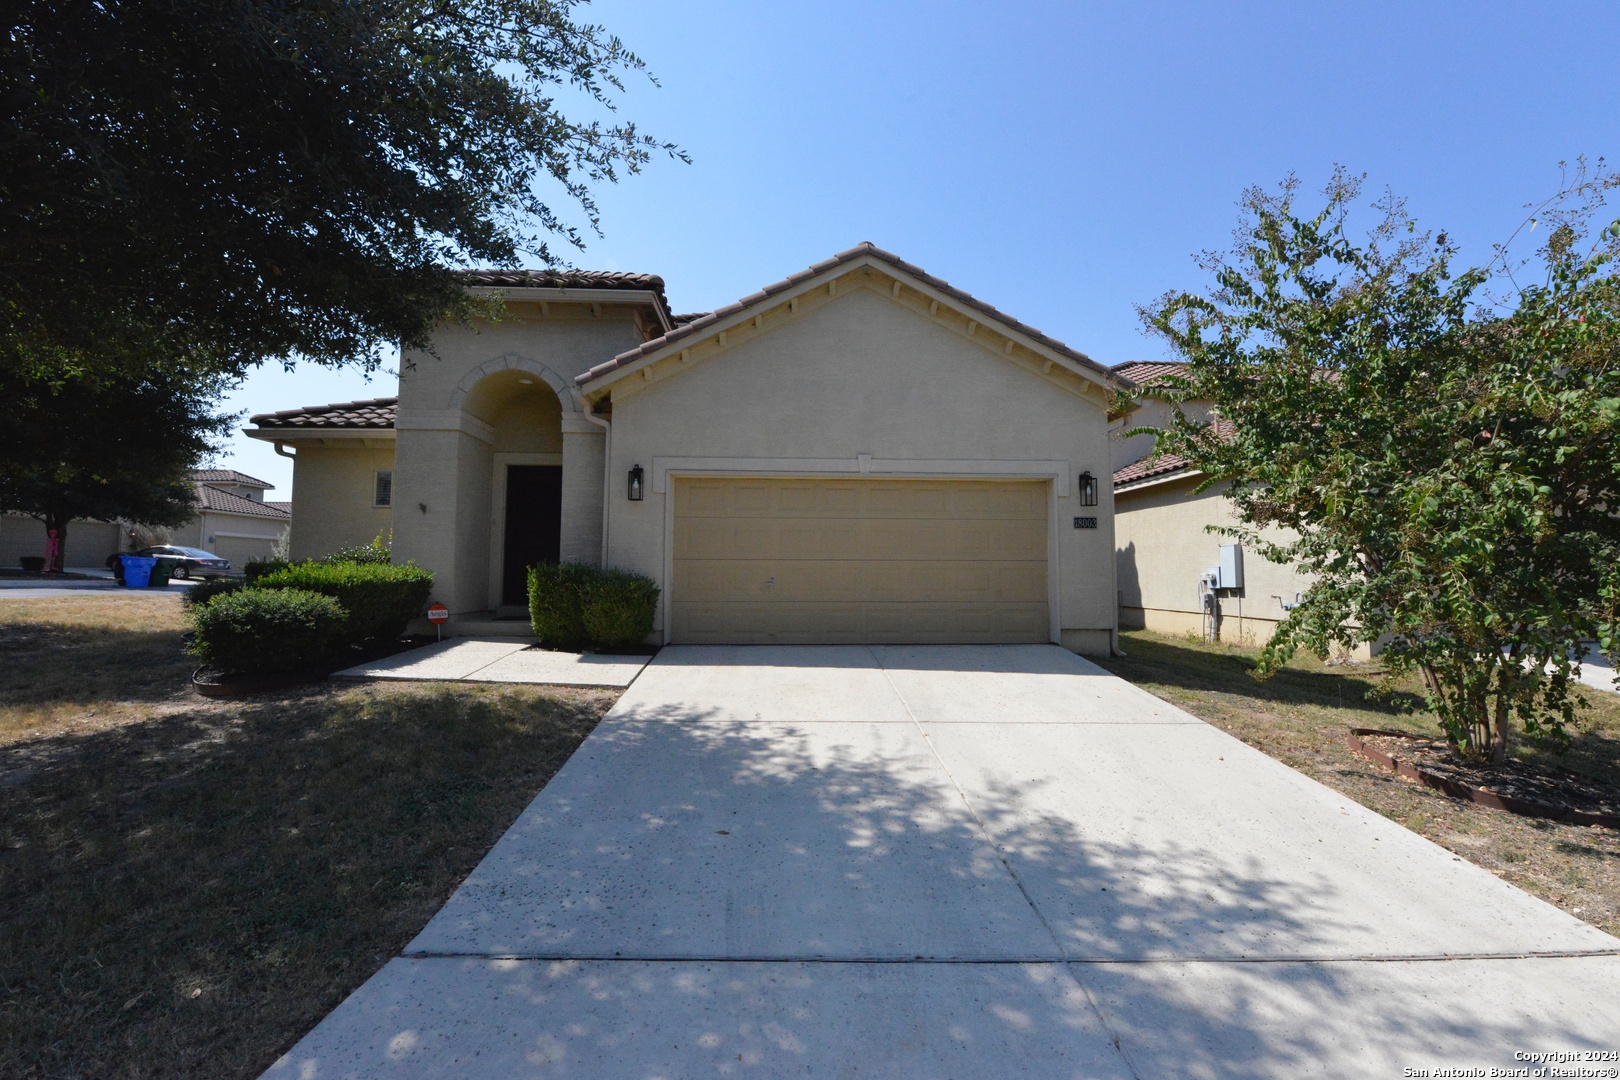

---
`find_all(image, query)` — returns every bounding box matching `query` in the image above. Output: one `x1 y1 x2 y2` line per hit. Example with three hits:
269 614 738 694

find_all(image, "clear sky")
216 0 1620 497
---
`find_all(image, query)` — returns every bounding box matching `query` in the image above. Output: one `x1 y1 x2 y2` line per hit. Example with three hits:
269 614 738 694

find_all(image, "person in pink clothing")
44 529 61 573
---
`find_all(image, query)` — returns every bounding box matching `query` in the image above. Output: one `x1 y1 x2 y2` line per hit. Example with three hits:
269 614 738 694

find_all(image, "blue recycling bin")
119 555 156 588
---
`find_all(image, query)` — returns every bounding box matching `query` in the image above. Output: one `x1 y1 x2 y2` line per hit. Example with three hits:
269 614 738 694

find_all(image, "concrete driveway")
269 645 1620 1078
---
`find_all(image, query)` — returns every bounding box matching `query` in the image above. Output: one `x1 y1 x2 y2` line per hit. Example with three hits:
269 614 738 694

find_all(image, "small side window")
374 470 393 507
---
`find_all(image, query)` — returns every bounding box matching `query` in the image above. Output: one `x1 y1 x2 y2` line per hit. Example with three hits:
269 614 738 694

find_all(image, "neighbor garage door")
210 535 280 570
671 477 1049 644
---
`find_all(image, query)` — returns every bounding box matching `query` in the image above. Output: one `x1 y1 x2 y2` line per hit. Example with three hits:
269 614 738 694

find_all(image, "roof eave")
1114 466 1203 494
465 286 672 333
243 427 396 441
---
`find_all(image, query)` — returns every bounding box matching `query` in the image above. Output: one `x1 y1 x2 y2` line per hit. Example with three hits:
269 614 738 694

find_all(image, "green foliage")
256 562 433 643
243 558 290 583
528 563 659 651
323 534 391 565
2 0 684 382
1139 166 1620 762
187 588 348 677
180 577 248 610
0 365 232 558
580 567 660 651
527 562 597 651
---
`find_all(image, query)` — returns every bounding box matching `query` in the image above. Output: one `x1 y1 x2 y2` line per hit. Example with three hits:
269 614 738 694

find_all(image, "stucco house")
1111 361 1317 645
247 243 1129 653
166 470 291 567
2 469 291 572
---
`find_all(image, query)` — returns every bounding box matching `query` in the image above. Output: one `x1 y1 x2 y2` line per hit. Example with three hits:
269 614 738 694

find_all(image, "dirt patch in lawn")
1356 731 1620 823
1095 631 1620 940
0 597 618 1078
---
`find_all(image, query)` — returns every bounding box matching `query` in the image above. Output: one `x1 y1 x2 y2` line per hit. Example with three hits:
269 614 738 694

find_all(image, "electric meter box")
1218 544 1245 590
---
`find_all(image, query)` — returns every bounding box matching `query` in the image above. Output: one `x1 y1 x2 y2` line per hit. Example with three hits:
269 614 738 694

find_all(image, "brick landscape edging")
1346 728 1620 830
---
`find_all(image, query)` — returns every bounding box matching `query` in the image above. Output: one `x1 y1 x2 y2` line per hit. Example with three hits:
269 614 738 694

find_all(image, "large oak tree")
1 0 681 379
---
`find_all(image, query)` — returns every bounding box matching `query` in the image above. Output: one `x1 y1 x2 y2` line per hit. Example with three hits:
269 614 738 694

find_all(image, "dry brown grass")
0 594 200 744
1095 630 1620 939
0 596 616 1078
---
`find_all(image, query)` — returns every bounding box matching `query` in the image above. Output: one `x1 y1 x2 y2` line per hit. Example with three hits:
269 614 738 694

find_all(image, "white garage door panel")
672 477 1049 644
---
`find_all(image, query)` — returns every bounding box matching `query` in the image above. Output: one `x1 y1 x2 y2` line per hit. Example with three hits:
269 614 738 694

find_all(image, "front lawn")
1095 630 1620 939
0 595 614 1078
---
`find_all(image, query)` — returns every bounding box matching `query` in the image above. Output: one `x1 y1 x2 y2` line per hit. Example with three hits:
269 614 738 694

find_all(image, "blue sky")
217 0 1620 496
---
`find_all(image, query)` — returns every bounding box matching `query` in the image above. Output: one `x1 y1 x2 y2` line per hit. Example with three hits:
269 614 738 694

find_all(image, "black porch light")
1078 471 1098 507
628 464 645 501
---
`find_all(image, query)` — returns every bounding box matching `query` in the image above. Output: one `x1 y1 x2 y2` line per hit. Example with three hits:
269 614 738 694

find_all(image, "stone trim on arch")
447 353 584 414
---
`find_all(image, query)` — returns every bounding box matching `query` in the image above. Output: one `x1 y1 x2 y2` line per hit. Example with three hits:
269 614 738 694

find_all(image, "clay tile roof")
249 397 398 429
577 242 1130 388
266 501 293 514
190 468 272 488
670 312 710 327
457 269 670 320
1112 418 1235 490
196 485 292 519
1111 360 1189 388
457 268 665 291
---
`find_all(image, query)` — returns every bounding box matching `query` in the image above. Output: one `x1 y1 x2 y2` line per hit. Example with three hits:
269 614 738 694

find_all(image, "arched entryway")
459 368 566 611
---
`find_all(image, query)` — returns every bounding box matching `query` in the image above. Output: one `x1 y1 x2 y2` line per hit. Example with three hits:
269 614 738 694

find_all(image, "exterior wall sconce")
1078 471 1098 507
628 464 645 501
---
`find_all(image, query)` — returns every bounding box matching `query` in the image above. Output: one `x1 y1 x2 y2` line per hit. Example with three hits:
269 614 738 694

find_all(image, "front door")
502 465 563 606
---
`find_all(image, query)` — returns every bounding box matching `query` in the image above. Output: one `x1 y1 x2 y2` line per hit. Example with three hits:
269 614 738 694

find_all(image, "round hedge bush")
253 561 433 643
580 568 659 651
180 576 248 610
188 587 348 677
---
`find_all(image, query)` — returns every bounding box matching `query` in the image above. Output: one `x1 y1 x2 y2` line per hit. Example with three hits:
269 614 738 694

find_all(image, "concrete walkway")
268 645 1620 1078
335 637 650 688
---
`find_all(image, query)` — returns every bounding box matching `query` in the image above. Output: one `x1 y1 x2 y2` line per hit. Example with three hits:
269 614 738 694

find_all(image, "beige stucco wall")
287 445 396 562
1114 474 1312 647
0 514 122 568
389 306 638 611
1110 396 1213 472
602 284 1119 653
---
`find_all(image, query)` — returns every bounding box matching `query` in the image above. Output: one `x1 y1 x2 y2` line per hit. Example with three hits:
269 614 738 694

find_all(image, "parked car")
106 546 232 580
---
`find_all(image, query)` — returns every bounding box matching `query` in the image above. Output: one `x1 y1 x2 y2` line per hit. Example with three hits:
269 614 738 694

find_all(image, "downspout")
581 403 611 567
273 441 296 459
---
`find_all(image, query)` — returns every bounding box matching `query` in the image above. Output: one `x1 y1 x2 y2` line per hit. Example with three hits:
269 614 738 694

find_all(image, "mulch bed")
1349 728 1620 828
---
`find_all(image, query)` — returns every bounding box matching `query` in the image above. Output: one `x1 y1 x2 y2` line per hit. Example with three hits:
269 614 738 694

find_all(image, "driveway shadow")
1098 633 1427 716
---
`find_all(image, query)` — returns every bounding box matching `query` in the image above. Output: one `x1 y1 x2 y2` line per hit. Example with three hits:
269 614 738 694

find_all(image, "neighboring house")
248 243 1130 653
0 515 122 570
1111 361 1318 646
166 470 291 568
2 469 290 572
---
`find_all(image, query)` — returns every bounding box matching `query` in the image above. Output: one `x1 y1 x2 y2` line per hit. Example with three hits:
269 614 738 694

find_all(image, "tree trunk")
42 509 70 573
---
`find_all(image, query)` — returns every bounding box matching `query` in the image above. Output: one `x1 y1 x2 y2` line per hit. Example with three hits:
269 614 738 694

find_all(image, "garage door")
672 477 1049 644
210 535 280 570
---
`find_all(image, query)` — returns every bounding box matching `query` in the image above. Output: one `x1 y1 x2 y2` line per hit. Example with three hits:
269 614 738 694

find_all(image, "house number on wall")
1073 517 1098 529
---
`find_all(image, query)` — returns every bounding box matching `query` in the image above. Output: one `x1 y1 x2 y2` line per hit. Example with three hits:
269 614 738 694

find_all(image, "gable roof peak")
577 242 1128 391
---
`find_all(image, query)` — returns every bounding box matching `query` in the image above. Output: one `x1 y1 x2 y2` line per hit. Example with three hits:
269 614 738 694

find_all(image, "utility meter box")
1218 543 1245 590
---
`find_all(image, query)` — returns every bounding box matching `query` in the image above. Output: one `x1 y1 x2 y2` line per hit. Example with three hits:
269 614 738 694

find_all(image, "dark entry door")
502 465 562 605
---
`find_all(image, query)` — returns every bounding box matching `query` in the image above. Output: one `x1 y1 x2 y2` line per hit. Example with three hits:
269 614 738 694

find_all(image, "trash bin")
120 555 156 588
149 556 180 587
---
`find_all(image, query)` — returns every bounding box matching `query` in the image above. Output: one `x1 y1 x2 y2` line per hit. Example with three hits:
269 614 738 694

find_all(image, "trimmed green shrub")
323 534 391 565
527 562 596 650
243 558 290 582
180 576 248 609
580 568 660 651
528 563 660 651
256 561 433 643
188 588 348 676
